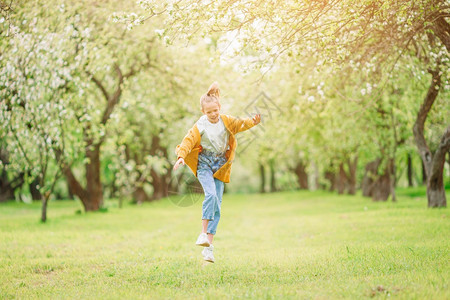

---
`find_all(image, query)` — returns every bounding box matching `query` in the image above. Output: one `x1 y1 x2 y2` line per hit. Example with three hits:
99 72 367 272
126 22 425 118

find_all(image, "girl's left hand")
252 114 261 125
173 157 185 171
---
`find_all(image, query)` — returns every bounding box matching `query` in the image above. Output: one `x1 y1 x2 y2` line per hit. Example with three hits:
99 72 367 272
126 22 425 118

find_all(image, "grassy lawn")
0 189 449 299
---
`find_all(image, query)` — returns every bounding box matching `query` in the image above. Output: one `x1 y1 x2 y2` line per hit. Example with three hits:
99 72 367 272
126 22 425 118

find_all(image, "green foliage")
0 3 87 195
1 0 449 201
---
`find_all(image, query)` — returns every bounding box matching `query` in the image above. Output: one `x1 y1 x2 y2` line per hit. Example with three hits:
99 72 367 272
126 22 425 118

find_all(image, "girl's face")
202 101 221 123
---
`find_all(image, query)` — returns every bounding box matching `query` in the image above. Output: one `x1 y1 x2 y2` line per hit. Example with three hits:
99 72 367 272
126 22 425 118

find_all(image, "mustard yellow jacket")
175 114 257 183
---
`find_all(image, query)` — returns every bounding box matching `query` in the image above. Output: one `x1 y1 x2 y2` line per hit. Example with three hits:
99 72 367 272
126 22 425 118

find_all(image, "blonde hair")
200 82 221 109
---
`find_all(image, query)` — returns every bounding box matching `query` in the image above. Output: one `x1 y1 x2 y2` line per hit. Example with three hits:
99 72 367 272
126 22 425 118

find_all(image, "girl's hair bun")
206 82 220 98
200 81 221 109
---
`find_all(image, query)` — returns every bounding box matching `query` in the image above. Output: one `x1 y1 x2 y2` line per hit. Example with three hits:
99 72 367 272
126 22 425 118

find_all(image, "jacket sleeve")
227 115 256 134
175 124 198 159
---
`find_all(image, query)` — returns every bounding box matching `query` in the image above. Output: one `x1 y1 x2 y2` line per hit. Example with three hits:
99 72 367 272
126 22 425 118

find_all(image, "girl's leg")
197 168 218 229
202 219 209 234
207 179 225 243
207 233 214 244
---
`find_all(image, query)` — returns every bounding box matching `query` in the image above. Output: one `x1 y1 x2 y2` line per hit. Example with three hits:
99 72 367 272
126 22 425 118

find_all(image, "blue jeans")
197 149 227 235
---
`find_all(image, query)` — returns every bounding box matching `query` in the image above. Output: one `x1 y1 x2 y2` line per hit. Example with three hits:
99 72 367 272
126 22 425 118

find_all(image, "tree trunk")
134 186 151 204
151 169 163 200
58 123 104 212
347 156 358 195
362 159 379 197
407 153 413 187
337 162 347 195
63 165 87 201
447 151 450 180
269 160 277 193
421 159 427 185
0 148 25 202
371 168 391 202
60 153 100 212
41 193 49 222
362 158 394 201
0 186 14 202
29 178 42 200
324 169 336 191
259 163 266 193
0 172 25 202
294 161 308 190
147 136 170 201
67 180 74 200
426 126 450 207
150 168 169 201
312 162 319 190
85 143 103 211
390 158 396 202
413 66 447 207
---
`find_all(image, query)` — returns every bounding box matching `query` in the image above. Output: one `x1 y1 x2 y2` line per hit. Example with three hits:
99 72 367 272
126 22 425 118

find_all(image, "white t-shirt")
197 115 229 154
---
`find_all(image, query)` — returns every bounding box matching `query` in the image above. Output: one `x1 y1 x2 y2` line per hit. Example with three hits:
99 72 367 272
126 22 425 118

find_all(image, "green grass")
0 190 449 299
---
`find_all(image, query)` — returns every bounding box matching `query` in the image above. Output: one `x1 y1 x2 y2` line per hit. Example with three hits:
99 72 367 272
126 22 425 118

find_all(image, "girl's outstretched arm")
228 114 261 134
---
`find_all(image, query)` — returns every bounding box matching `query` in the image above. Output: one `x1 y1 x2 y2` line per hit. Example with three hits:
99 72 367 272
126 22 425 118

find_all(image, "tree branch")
431 12 450 52
55 147 88 203
87 70 110 101
413 66 441 176
100 63 123 126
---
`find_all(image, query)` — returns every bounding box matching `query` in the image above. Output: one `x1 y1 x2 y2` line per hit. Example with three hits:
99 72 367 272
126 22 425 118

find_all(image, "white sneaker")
202 245 215 263
195 233 210 247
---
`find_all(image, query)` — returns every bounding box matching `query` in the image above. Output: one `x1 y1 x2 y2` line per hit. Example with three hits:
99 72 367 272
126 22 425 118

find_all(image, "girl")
173 82 261 263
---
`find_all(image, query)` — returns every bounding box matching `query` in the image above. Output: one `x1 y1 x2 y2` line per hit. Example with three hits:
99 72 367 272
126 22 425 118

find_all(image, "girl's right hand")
173 157 185 171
